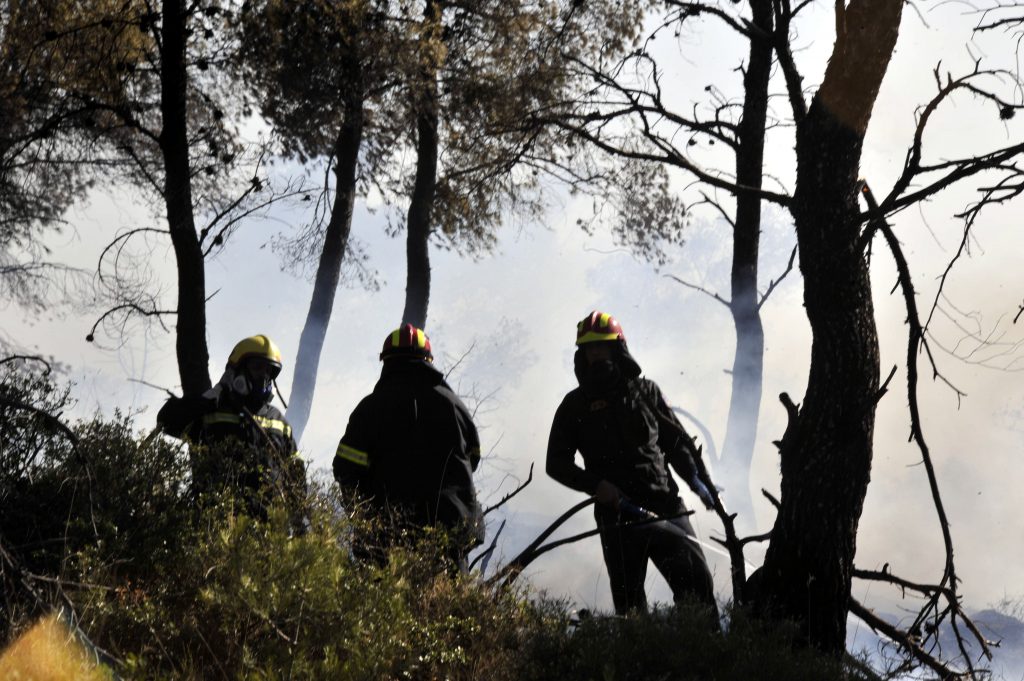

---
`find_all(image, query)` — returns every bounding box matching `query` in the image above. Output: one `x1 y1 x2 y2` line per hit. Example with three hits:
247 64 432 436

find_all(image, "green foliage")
0 1 95 248
236 0 397 165
525 603 857 681
1 368 870 680
70 500 558 680
1 370 191 585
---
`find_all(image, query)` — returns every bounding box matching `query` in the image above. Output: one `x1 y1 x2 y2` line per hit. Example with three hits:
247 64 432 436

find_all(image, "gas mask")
220 361 275 408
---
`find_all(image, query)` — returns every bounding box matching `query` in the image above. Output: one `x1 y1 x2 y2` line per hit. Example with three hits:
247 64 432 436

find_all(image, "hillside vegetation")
0 367 866 680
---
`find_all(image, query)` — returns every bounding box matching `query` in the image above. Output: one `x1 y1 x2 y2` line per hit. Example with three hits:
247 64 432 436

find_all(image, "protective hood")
573 340 642 389
380 356 445 383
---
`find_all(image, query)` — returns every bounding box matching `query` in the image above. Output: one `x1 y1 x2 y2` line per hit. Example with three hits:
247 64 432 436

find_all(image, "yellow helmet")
227 334 283 377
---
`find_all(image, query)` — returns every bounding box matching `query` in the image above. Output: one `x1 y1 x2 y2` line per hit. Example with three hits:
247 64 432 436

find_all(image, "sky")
4 1 1024 671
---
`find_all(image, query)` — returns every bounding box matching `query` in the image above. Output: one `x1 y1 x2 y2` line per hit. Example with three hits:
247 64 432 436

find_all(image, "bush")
73 500 561 680
522 603 851 681
0 367 872 680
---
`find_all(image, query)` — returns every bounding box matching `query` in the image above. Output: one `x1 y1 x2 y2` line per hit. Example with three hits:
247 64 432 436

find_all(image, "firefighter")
546 311 718 617
156 334 307 525
333 324 484 570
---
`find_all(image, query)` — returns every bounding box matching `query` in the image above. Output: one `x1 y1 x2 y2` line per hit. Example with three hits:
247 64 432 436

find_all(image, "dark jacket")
158 392 297 458
157 391 305 510
546 345 702 518
334 359 483 543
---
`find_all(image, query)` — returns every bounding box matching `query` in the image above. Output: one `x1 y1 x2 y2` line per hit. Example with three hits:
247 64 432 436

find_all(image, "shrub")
0 367 874 680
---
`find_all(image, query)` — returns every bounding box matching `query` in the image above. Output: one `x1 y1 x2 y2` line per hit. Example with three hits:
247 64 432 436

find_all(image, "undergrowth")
1 366 865 680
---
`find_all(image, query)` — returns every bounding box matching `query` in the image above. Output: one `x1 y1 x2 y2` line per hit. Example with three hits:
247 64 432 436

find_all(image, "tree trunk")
401 0 441 329
160 0 210 397
287 83 364 443
754 0 902 654
718 0 772 530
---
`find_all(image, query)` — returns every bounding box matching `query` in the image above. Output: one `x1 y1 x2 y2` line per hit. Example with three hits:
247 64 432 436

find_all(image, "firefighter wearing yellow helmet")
157 335 306 526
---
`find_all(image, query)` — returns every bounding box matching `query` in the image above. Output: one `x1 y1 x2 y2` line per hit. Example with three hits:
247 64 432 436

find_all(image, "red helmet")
576 311 626 346
380 324 433 361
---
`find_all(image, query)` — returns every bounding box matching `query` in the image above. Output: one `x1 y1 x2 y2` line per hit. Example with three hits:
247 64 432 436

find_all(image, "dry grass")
0 615 112 681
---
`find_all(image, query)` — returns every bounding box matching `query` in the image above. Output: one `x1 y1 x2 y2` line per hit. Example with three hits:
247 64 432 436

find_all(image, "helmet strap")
273 378 288 409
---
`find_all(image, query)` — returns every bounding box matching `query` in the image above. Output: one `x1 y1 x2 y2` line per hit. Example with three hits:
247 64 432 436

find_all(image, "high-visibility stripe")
203 412 242 426
336 442 369 467
391 329 401 347
203 412 292 439
415 328 426 348
253 416 292 438
599 312 610 327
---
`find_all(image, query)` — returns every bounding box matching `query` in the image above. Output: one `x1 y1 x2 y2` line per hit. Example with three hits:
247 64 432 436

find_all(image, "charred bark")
401 0 441 330
287 63 365 443
160 0 210 397
753 0 902 654
719 0 772 529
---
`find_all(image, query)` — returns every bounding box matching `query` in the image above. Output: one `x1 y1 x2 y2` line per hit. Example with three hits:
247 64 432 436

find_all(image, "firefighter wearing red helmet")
156 335 307 526
333 324 483 569
546 311 718 617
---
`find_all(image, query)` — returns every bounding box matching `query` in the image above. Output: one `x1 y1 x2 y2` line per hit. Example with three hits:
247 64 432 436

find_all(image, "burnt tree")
752 0 902 653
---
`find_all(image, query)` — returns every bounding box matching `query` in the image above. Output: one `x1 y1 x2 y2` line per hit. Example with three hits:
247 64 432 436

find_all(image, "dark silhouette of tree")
527 0 794 527
37 0 296 397
237 0 396 441
241 0 641 438
391 0 649 328
553 0 1024 664
399 0 439 329
736 0 902 653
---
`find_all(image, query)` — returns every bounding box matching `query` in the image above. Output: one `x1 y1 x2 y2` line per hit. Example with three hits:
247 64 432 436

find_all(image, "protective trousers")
596 506 718 619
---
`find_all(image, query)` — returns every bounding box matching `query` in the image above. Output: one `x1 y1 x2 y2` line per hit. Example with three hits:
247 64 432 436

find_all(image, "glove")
689 475 716 510
156 394 215 438
594 479 622 509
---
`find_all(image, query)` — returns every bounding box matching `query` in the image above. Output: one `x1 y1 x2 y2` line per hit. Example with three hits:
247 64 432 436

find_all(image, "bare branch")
96 228 169 287
485 498 595 587
874 364 898 403
88 303 176 340
468 518 505 573
663 1 762 39
772 0 808 122
127 377 176 398
853 566 956 601
483 463 534 516
863 181 991 670
692 191 736 230
664 273 731 308
488 503 691 588
444 341 477 381
0 355 54 373
849 599 968 680
0 396 79 444
757 245 798 309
